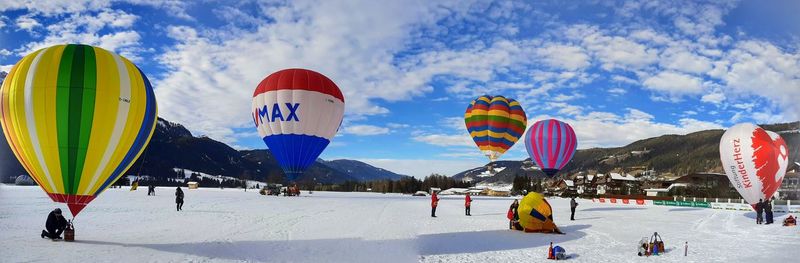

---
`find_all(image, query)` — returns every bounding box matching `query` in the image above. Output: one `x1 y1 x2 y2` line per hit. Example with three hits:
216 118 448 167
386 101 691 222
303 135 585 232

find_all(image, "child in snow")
41 208 67 240
175 187 184 211
465 193 472 216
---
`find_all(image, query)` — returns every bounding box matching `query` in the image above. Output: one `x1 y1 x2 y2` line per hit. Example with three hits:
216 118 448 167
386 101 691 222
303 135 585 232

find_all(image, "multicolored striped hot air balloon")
464 95 527 162
0 44 158 217
524 119 577 177
252 68 344 181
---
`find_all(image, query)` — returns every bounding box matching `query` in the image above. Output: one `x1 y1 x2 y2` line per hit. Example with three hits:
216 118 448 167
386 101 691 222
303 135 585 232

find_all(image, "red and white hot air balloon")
719 123 788 207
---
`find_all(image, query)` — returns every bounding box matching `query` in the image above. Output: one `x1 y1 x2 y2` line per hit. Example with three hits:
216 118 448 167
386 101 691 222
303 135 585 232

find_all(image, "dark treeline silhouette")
306 174 472 193
511 175 544 195
134 171 244 188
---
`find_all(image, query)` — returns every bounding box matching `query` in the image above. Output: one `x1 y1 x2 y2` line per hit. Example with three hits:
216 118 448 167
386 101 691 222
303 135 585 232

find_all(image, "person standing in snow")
765 198 774 224
431 191 440 217
175 187 184 211
465 193 472 216
509 199 520 229
40 208 67 239
570 197 578 221
756 199 764 224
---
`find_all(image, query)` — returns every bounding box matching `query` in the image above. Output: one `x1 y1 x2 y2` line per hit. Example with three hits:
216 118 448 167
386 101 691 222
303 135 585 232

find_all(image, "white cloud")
153 0 531 144
717 40 800 121
536 44 590 70
16 9 142 59
0 0 191 19
15 15 41 32
412 133 472 147
608 87 627 95
0 49 11 56
532 108 724 148
659 49 712 74
610 75 637 85
569 25 659 70
701 91 726 105
642 71 704 95
342 125 390 136
386 123 410 129
357 158 485 178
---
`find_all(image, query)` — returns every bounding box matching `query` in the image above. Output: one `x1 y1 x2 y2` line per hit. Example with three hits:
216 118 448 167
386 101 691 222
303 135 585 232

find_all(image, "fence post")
727 198 730 203
693 197 696 202
715 198 718 203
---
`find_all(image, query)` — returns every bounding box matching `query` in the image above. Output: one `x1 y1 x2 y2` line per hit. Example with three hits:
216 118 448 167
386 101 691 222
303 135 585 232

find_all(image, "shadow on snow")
74 224 591 262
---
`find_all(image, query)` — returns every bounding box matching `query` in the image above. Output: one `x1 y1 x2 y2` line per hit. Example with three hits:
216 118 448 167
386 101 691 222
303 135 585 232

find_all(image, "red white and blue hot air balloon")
524 119 577 177
252 69 345 181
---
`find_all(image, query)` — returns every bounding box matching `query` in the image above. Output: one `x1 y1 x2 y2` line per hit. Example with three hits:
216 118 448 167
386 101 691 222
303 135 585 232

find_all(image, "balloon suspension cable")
136 145 151 177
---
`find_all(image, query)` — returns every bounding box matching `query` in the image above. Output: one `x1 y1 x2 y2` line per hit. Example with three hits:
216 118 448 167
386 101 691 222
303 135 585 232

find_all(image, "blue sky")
1 0 799 178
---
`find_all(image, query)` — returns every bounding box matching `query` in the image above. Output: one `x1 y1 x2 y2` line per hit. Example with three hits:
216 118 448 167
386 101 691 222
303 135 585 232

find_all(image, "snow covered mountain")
320 159 408 181
0 117 407 184
453 122 800 184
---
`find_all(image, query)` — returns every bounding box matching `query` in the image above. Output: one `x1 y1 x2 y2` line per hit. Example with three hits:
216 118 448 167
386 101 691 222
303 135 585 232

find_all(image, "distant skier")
40 208 67 240
431 191 440 217
508 199 520 230
755 199 764 224
465 193 472 216
175 187 184 211
570 197 578 221
765 198 774 224
148 185 156 196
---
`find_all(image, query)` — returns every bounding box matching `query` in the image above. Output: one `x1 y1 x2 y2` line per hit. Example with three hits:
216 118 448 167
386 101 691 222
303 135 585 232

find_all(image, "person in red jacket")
465 193 472 216
431 191 440 217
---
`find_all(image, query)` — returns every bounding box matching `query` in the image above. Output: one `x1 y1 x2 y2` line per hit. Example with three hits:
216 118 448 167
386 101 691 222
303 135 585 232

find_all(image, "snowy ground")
1 184 798 262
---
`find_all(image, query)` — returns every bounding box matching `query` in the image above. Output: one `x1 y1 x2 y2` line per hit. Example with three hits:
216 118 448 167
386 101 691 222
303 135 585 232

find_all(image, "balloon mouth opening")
542 169 559 177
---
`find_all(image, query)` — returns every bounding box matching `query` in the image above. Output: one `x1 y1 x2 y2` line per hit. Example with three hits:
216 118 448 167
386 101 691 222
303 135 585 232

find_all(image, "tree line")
306 174 472 193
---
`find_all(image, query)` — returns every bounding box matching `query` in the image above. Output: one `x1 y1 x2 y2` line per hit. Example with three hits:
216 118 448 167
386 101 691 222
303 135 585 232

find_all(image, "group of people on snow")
755 198 774 224
430 192 478 217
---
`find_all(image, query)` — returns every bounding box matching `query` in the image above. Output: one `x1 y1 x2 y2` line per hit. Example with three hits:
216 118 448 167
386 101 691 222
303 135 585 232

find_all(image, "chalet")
608 172 640 195
672 173 729 189
574 174 596 196
551 179 577 197
778 162 799 199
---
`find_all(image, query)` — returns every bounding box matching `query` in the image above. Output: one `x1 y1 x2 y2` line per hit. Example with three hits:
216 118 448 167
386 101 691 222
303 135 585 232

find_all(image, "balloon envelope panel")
464 95 526 161
252 68 344 181
0 44 158 216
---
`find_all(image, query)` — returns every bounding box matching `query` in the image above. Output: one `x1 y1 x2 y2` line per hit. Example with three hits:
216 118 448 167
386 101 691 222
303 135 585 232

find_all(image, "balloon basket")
64 220 75 242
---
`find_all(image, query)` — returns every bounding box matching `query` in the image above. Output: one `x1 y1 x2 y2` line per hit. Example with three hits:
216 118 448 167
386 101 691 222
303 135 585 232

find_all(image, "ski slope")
1 184 798 262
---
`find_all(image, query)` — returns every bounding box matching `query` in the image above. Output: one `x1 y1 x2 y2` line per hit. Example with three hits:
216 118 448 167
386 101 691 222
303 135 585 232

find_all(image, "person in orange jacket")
465 193 472 216
431 191 440 217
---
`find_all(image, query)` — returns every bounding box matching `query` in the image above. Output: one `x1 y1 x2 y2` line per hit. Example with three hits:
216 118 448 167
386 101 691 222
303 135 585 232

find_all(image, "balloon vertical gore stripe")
525 119 577 177
0 44 157 216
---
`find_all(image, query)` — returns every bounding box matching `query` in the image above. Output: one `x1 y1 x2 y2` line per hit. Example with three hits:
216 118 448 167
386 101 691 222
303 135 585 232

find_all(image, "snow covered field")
1 184 798 262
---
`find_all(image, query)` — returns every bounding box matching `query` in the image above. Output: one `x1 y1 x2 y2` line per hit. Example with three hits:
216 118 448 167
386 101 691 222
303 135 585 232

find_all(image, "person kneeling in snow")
41 208 67 239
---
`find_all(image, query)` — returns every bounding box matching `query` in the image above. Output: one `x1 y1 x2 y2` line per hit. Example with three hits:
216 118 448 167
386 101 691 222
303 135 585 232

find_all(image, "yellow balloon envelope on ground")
518 192 562 233
0 44 157 216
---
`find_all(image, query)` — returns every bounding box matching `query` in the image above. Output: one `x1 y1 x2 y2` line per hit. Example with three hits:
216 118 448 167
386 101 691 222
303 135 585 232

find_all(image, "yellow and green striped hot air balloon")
0 44 157 217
